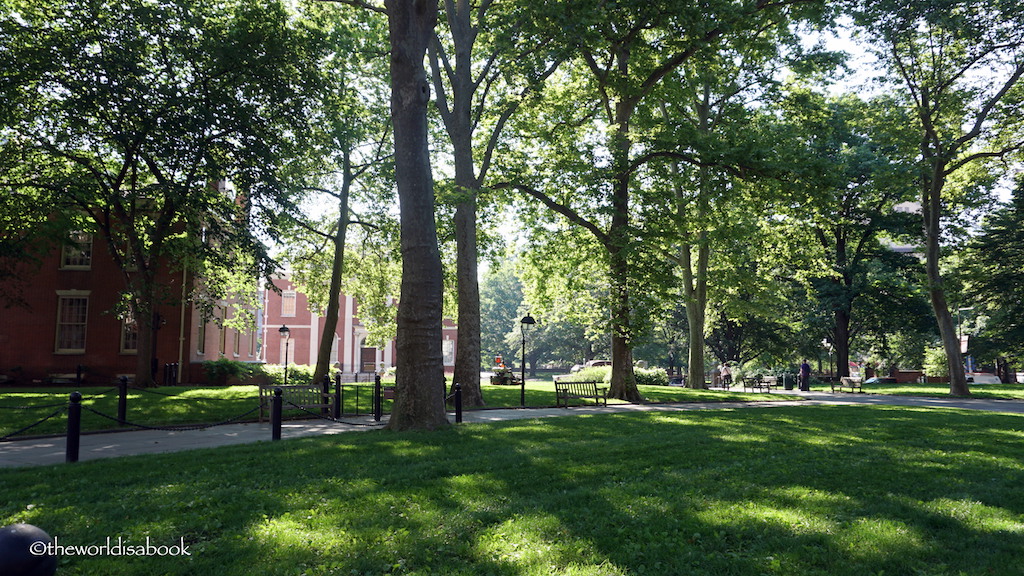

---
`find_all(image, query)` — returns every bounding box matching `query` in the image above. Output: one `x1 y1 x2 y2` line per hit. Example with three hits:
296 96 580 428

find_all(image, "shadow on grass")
2 406 1024 575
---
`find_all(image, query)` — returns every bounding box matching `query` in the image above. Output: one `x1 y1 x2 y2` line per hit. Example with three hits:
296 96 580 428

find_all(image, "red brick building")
0 235 458 385
0 232 259 385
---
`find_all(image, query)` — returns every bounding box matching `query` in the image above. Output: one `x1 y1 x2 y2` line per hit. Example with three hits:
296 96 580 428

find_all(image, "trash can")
783 373 794 390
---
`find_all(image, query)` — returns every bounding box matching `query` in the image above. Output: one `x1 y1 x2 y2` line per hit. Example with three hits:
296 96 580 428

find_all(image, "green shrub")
203 358 246 385
634 366 669 386
567 366 611 383
261 363 316 386
202 359 268 385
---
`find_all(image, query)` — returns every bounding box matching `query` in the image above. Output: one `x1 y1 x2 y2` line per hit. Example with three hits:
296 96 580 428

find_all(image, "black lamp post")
520 313 535 406
279 325 291 385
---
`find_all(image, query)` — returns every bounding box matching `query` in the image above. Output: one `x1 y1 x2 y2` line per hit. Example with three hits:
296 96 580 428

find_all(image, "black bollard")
117 376 128 424
333 372 341 419
271 388 283 441
373 374 382 422
321 373 331 417
454 383 462 424
66 392 82 463
0 523 58 576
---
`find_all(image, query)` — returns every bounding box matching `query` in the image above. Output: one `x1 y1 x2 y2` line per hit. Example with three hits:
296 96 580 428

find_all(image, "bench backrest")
556 380 603 394
259 384 329 407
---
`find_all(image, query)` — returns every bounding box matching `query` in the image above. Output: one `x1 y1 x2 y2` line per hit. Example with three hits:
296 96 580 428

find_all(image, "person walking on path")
800 359 811 391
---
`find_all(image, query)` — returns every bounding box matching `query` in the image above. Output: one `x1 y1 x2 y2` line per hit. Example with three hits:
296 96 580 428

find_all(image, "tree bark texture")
923 165 969 396
385 0 449 430
433 0 485 406
312 194 348 386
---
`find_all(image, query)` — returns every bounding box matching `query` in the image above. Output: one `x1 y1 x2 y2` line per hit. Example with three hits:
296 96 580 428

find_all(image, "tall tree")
427 0 562 406
847 0 1024 395
651 28 822 388
502 0 826 401
281 4 393 385
778 91 919 377
0 0 326 385
962 176 1024 367
384 0 448 430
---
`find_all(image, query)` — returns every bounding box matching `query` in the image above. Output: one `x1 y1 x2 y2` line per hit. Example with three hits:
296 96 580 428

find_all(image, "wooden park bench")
554 380 608 408
742 375 779 393
259 384 331 422
832 376 864 393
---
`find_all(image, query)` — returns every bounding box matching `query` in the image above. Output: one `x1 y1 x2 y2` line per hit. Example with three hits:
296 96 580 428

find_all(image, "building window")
197 320 206 355
218 307 227 355
443 338 455 366
121 320 139 354
55 295 89 353
281 290 296 317
60 232 93 269
279 338 294 365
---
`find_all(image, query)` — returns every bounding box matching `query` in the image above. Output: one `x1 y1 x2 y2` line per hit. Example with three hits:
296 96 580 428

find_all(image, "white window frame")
55 291 90 353
60 232 93 270
120 318 139 354
281 290 297 317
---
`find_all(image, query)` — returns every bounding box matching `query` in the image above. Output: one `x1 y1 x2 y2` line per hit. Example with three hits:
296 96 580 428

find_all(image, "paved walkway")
3 389 1023 468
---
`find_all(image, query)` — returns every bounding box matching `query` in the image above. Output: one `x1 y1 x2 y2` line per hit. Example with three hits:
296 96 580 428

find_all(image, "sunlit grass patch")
3 406 1024 574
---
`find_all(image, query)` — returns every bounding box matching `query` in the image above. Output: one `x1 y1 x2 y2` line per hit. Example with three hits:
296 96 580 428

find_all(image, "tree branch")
490 181 610 246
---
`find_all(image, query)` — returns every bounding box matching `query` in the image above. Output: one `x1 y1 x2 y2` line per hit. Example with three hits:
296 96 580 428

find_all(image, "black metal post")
520 331 527 407
66 392 82 463
283 339 290 385
333 372 341 419
454 383 462 424
117 376 128 424
321 373 331 417
271 387 283 441
373 374 382 422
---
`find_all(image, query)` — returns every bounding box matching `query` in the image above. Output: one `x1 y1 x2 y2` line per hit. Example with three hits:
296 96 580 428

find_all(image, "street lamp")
279 325 291 385
821 337 834 378
520 314 535 407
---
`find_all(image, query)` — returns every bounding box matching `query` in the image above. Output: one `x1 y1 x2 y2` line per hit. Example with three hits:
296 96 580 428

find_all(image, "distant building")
0 238 459 385
261 277 458 375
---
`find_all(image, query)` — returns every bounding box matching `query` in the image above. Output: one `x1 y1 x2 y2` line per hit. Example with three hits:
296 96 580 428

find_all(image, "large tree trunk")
385 0 448 431
606 100 641 403
133 286 157 387
681 240 709 389
607 245 642 402
432 0 484 407
834 308 851 379
452 196 484 406
678 146 711 390
923 167 969 396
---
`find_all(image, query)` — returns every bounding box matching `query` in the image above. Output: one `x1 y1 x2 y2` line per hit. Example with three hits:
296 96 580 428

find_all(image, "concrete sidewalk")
3 390 1023 468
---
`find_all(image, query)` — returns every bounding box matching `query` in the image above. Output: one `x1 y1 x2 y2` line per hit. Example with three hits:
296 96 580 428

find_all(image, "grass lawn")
0 381 796 440
2 405 1023 575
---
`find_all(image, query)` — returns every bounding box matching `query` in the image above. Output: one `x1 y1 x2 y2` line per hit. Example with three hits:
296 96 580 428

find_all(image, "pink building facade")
261 278 458 375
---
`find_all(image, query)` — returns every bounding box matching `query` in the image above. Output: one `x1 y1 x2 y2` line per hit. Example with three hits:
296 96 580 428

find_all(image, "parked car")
570 359 611 373
967 372 1001 384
